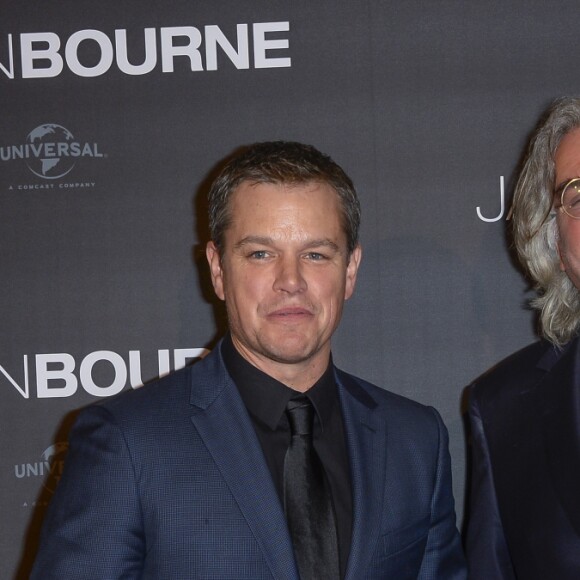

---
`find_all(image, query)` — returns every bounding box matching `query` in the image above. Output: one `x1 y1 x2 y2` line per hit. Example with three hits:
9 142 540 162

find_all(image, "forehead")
226 180 344 237
230 180 341 213
555 127 580 185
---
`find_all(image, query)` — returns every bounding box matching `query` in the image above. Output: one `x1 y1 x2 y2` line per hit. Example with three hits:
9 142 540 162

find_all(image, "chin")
261 341 320 365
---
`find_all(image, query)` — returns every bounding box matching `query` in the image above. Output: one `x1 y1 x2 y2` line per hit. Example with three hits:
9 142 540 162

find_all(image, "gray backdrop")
1 1 574 577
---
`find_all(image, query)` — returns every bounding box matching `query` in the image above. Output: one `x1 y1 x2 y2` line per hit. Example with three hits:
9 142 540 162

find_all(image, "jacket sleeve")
466 385 516 580
30 405 145 579
417 408 468 580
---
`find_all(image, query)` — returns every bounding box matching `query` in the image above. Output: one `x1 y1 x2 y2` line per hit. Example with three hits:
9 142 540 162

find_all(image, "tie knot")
286 395 314 436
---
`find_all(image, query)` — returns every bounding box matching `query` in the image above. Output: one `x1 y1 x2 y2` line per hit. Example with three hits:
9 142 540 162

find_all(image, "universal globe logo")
26 124 77 179
1 123 105 189
14 441 68 494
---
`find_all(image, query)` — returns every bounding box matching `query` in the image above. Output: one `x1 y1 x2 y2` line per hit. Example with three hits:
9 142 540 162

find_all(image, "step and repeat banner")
2 1 579 576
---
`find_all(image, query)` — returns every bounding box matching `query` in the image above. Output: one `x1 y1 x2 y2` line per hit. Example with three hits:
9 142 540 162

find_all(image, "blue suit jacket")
467 338 580 579
32 343 466 579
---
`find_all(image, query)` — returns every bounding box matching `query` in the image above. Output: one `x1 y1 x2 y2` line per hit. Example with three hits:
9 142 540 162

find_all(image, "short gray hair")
513 97 580 345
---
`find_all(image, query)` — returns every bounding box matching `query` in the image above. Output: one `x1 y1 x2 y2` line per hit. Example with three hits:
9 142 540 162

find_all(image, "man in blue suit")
32 141 466 579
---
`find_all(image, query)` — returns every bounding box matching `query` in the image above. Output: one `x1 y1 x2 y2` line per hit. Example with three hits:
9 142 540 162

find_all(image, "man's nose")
273 256 307 293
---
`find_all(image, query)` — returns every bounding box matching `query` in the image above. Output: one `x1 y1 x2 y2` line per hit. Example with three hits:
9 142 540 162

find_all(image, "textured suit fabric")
32 342 466 579
466 338 580 580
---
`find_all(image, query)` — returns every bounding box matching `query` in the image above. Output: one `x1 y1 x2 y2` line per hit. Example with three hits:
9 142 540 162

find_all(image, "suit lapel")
335 371 384 580
534 338 580 536
189 348 298 580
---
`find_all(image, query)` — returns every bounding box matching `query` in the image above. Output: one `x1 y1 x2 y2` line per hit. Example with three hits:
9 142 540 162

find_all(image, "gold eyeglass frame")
557 177 580 220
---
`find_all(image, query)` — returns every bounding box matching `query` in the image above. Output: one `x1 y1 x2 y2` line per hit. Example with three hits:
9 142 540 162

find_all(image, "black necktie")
283 395 340 580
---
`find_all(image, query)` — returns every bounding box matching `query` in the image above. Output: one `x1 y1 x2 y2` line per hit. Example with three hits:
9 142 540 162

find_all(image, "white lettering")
1 348 209 399
253 22 291 69
0 33 14 78
36 353 78 398
128 350 144 388
205 24 249 70
0 355 29 398
160 26 203 72
477 176 505 222
79 351 127 397
20 32 63 78
65 30 114 77
8 23 291 79
158 349 171 377
174 348 209 370
115 28 157 75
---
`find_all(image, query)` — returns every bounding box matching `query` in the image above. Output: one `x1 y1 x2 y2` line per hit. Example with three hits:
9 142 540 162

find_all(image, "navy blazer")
32 342 466 579
467 338 580 579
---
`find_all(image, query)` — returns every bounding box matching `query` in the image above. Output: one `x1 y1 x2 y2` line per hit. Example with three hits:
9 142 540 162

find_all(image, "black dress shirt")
221 334 352 579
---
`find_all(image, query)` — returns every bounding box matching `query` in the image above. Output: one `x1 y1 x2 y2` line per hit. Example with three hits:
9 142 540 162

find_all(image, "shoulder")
82 347 223 427
335 369 451 485
335 367 443 433
470 339 558 412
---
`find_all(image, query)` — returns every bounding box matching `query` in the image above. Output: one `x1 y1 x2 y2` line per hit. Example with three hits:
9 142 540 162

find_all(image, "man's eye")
249 250 268 259
306 252 325 260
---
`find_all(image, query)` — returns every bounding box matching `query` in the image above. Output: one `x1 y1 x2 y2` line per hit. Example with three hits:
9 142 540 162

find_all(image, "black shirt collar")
221 333 338 432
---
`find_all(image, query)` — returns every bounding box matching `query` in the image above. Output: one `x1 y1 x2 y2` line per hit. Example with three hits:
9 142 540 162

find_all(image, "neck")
230 338 330 392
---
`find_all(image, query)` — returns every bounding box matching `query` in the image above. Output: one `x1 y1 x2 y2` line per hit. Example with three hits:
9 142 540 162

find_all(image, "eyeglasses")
556 177 580 219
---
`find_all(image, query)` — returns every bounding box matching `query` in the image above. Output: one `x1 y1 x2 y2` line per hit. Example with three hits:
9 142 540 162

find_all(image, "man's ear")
206 241 225 301
344 244 362 300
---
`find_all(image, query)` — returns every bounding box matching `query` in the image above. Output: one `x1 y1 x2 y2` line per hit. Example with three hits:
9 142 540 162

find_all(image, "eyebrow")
234 236 342 253
234 236 273 250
